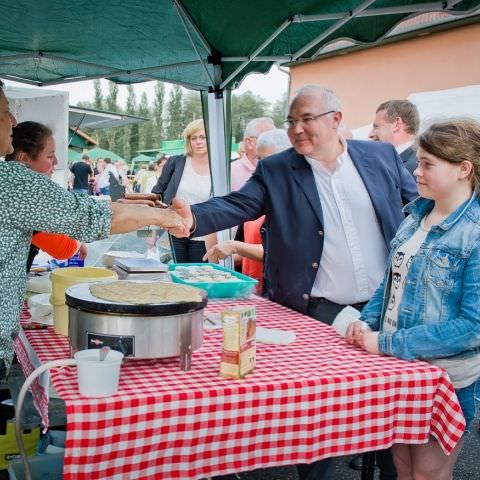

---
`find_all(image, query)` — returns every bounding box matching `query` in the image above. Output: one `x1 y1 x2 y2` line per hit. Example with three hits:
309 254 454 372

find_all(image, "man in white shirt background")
368 99 419 176
230 116 275 191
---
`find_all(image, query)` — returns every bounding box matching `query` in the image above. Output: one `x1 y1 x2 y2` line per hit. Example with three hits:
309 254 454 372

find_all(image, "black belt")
308 297 367 311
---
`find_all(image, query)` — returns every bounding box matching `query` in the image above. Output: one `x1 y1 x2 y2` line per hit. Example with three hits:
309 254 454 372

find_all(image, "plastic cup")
74 349 123 398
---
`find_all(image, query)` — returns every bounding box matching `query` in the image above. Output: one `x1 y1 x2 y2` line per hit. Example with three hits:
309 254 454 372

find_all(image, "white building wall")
6 86 69 187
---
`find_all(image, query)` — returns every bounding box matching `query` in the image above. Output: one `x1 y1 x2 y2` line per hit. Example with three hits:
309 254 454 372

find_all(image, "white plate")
26 273 51 293
27 293 53 318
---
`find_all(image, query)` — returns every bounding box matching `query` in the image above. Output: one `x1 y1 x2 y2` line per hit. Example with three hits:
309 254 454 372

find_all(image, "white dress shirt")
395 140 414 155
305 142 388 304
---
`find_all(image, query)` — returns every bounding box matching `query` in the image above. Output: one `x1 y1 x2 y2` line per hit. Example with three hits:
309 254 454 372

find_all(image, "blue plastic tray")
169 263 258 298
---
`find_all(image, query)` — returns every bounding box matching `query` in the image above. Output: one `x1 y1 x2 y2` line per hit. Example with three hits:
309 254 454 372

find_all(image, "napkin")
256 326 296 345
332 306 361 337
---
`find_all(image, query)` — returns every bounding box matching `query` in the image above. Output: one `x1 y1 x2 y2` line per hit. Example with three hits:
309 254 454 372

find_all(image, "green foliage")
75 81 285 161
182 91 202 124
153 82 165 140
93 79 103 110
166 85 184 139
139 92 155 150
231 90 270 142
271 92 288 129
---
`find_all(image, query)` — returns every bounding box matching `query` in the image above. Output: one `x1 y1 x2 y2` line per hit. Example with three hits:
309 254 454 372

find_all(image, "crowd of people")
1 77 480 479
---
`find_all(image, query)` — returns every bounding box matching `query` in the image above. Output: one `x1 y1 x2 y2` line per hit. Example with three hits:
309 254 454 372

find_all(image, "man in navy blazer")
172 85 417 318
172 85 416 480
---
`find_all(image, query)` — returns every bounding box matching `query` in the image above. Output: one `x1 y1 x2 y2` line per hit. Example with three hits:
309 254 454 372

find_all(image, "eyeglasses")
283 110 335 129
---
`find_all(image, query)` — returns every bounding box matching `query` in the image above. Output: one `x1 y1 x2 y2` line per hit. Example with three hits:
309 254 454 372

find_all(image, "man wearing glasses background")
231 116 275 191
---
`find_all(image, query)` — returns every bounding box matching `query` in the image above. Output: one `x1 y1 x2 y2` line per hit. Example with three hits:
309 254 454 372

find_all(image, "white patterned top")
0 161 112 377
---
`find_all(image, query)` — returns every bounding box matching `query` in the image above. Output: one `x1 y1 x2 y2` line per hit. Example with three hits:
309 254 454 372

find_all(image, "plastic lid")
114 258 169 273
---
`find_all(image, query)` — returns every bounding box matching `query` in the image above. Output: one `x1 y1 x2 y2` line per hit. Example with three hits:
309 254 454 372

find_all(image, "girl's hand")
345 321 371 345
357 331 381 355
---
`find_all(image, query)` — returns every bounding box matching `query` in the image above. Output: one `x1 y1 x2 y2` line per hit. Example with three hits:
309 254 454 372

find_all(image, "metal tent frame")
1 0 478 234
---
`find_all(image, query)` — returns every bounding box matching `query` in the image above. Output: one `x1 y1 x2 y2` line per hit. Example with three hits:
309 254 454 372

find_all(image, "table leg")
179 316 192 371
360 452 376 480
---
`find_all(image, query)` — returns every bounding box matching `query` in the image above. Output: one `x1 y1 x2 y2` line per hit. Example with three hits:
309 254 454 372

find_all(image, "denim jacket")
360 193 480 361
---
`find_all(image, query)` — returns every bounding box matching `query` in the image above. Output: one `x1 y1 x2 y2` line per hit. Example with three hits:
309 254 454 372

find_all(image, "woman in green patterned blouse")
0 82 186 380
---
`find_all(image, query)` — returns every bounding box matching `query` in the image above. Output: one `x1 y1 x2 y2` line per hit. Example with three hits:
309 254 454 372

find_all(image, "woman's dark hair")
5 121 53 161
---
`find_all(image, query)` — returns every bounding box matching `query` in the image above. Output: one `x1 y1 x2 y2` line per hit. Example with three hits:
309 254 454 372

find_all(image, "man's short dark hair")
81 154 90 161
104 157 112 164
376 100 419 135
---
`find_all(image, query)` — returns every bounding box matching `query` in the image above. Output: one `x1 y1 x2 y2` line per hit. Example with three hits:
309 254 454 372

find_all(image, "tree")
138 92 155 150
153 81 166 142
231 90 270 142
166 85 184 139
93 79 104 110
89 80 109 149
271 92 288 129
123 85 139 160
182 91 202 124
105 81 121 153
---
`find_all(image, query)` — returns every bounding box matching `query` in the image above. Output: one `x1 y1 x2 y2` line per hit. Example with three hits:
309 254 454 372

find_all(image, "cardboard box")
220 306 256 379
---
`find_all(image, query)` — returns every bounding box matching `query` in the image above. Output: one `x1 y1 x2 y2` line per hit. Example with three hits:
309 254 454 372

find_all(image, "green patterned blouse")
0 161 112 376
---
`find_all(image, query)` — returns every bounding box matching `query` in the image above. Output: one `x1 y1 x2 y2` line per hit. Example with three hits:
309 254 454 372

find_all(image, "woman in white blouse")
152 119 212 262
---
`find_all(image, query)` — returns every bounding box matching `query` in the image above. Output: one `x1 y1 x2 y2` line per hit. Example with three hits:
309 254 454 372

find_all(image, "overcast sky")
5 65 289 108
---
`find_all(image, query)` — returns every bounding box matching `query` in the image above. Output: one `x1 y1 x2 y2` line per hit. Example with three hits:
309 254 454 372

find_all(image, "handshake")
148 197 194 237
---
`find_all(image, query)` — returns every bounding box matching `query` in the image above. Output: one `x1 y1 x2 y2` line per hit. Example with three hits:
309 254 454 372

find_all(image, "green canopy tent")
130 153 156 172
68 149 81 163
1 0 478 250
131 154 156 164
85 147 124 162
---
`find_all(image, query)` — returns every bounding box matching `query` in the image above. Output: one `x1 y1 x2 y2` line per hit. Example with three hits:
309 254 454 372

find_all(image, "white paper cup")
74 349 123 398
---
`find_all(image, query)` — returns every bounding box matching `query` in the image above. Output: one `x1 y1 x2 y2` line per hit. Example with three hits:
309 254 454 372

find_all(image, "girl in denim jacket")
346 119 480 480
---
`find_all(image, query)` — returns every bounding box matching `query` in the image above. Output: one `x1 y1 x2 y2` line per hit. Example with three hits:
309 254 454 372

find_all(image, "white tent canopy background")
352 84 480 139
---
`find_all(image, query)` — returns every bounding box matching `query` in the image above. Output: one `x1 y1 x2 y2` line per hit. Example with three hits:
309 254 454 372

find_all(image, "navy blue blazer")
192 140 418 314
151 155 187 203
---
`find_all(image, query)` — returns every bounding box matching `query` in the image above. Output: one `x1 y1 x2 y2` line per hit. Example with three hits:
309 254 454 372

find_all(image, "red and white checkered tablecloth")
15 296 465 480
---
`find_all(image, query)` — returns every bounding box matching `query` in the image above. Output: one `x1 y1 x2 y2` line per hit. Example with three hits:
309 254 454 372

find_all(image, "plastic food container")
102 250 144 267
169 263 258 299
50 267 117 336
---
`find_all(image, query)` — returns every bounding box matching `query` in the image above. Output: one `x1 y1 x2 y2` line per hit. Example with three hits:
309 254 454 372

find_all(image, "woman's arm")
151 156 177 199
110 203 183 234
7 165 185 241
203 240 263 264
31 232 79 259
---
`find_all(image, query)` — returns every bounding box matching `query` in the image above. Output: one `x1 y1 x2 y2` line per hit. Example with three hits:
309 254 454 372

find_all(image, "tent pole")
173 0 213 56
0 75 41 86
206 88 233 269
292 0 377 61
173 0 215 87
219 17 292 89
294 2 452 22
